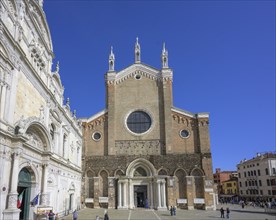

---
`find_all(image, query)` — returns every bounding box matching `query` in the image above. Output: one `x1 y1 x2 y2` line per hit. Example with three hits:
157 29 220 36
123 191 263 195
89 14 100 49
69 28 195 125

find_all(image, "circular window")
127 111 151 134
92 132 102 141
180 129 190 138
135 74 141 80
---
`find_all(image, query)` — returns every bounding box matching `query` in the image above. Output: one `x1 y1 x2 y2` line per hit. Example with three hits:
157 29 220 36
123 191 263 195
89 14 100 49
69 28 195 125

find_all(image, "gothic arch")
114 169 125 177
126 158 156 177
173 168 188 177
97 169 109 177
190 168 205 176
157 168 168 176
86 170 95 178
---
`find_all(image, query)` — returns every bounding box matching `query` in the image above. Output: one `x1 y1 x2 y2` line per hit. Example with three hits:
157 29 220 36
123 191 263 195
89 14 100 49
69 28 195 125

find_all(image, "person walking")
48 210 55 220
220 207 225 218
73 209 78 220
173 206 176 216
170 206 173 216
226 207 230 219
104 212 109 220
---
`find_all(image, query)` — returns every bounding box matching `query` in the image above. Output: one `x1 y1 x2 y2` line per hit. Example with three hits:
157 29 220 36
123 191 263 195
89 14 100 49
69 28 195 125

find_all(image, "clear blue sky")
44 0 275 172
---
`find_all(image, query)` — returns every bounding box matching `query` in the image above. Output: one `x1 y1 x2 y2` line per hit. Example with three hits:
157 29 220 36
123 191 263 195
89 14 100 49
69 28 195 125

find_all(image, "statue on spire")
108 46 115 71
161 42 169 68
135 37 141 63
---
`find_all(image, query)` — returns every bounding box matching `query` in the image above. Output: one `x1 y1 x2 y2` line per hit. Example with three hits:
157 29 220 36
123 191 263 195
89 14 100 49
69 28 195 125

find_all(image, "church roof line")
80 109 107 123
171 107 209 119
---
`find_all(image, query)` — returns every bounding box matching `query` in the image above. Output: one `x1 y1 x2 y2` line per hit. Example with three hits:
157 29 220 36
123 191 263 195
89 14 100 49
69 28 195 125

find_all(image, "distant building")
221 177 239 196
213 168 237 196
237 152 276 202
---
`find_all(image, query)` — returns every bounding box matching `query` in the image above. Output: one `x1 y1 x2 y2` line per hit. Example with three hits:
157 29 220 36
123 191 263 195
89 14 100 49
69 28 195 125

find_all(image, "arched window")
192 169 204 198
100 170 108 197
175 170 187 198
50 124 55 140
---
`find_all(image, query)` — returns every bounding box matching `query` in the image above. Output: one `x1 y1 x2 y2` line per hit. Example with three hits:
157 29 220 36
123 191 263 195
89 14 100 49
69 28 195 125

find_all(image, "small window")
259 180 262 186
92 132 102 141
265 168 269 175
135 74 141 80
180 129 190 138
258 170 261 176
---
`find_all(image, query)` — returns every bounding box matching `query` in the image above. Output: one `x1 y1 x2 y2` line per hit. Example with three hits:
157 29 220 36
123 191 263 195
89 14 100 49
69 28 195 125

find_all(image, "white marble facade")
0 1 82 220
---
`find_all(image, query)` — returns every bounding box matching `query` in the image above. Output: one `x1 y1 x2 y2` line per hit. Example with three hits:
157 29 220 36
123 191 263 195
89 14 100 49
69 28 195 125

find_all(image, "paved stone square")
62 204 276 220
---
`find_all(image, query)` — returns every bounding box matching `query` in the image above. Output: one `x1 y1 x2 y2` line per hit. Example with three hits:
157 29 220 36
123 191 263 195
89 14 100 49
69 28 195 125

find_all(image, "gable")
109 63 161 85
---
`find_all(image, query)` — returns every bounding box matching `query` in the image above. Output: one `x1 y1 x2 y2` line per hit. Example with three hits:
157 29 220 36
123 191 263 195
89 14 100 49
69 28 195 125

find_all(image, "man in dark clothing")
220 207 225 218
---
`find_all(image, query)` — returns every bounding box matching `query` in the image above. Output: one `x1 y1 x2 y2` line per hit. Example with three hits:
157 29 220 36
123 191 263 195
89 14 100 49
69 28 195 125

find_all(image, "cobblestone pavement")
62 204 276 220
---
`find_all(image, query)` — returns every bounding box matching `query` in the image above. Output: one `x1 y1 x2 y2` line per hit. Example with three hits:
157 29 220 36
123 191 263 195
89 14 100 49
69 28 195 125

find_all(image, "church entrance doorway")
134 185 147 208
18 168 32 220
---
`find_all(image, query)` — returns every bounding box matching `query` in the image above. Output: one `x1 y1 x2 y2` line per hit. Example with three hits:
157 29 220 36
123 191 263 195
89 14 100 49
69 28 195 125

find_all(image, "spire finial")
162 42 166 53
55 61 59 73
161 42 168 68
135 37 141 63
109 46 115 71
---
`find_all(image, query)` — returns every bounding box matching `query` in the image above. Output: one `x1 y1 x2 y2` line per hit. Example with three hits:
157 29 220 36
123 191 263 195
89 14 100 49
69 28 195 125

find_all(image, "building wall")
0 1 82 220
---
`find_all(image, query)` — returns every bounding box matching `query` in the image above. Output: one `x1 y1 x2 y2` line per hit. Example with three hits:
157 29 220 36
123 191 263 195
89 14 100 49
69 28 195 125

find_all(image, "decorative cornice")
81 109 107 124
82 111 107 130
105 63 173 85
171 107 196 118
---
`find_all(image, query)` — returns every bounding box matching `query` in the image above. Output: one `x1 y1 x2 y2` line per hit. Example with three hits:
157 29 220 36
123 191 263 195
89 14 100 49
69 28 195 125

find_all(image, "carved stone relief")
115 140 161 155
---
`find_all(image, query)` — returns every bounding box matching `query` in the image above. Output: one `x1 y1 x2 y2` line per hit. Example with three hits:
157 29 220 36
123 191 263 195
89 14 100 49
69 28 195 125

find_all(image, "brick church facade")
82 39 216 210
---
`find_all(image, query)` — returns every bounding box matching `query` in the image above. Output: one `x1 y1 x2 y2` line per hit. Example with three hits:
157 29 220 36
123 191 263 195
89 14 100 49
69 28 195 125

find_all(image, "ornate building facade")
0 1 82 220
82 39 216 210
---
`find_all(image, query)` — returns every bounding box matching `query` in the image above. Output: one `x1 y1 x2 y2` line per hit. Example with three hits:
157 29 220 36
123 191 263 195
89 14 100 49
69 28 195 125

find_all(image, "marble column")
123 181 127 208
128 179 133 209
3 148 22 219
150 180 154 209
117 181 122 208
161 180 167 208
40 163 48 206
157 181 161 209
